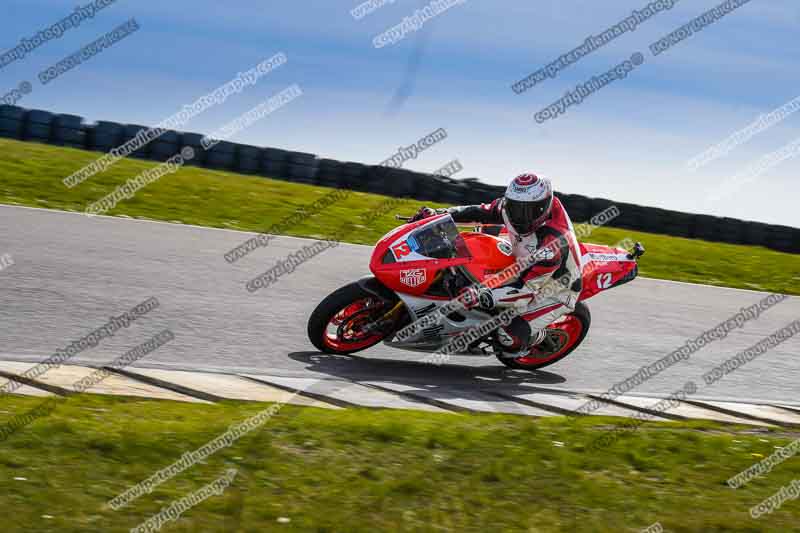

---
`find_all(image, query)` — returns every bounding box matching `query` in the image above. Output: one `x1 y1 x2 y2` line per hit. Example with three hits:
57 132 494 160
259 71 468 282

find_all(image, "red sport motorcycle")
307 213 644 370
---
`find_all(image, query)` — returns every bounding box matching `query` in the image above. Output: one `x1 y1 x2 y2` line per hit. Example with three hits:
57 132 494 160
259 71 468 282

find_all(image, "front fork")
358 297 409 339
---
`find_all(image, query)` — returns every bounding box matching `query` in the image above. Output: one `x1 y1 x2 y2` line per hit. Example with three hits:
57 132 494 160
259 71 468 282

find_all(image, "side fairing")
578 243 638 301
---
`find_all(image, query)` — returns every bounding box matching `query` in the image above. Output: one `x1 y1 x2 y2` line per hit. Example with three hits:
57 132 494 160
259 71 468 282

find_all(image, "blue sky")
2 0 798 227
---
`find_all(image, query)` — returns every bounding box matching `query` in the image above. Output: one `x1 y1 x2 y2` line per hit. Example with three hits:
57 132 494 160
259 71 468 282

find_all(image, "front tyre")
307 281 393 355
497 302 591 370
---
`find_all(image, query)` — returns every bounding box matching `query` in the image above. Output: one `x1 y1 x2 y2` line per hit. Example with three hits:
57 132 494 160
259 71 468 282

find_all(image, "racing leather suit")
439 197 583 346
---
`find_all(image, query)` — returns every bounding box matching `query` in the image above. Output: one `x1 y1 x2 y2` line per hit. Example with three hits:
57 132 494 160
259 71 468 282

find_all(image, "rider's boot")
529 328 547 346
497 316 538 358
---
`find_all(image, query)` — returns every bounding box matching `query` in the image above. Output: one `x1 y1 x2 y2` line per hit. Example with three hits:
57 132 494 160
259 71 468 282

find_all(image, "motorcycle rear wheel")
496 302 591 370
308 281 393 355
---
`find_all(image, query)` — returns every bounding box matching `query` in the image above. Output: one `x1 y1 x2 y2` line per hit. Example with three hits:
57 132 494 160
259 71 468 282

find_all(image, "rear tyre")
307 281 394 355
496 302 591 370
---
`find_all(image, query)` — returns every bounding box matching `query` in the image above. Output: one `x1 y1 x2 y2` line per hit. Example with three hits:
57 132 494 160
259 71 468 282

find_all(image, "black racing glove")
409 206 439 222
458 286 495 310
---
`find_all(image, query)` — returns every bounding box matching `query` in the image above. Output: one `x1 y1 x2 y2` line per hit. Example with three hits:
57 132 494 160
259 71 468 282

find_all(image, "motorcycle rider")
410 173 582 357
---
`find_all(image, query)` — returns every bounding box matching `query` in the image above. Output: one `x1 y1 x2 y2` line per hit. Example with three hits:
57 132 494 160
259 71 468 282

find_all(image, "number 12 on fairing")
597 272 613 289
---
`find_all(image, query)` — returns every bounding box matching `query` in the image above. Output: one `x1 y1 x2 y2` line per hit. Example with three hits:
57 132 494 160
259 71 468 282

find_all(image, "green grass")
0 138 798 294
0 393 798 532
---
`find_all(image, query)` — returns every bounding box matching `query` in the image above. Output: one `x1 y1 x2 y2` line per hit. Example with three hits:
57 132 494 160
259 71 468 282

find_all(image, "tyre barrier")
205 140 236 170
340 162 368 190
412 174 440 202
287 163 317 185
662 212 693 238
236 144 262 174
180 133 207 167
361 165 392 195
286 152 318 185
288 151 316 167
389 169 422 199
316 158 344 188
24 109 54 143
717 217 745 245
149 130 181 162
619 204 649 232
0 105 796 254
463 181 495 205
0 105 25 139
692 214 721 242
121 124 151 159
742 221 769 247
768 226 795 251
588 197 616 221
559 193 590 222
439 180 469 204
88 120 124 152
261 148 289 179
52 114 84 149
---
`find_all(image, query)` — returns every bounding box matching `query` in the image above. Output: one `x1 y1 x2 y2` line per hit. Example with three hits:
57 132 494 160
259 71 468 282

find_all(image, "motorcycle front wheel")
307 281 395 355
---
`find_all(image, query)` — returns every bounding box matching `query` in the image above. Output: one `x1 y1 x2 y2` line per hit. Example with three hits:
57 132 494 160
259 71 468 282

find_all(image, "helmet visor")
504 197 551 235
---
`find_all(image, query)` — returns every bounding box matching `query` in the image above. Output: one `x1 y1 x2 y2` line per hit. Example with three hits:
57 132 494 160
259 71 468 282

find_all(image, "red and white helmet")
501 173 553 236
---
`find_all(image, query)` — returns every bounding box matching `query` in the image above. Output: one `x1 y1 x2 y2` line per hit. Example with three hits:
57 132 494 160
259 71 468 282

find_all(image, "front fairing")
370 215 472 298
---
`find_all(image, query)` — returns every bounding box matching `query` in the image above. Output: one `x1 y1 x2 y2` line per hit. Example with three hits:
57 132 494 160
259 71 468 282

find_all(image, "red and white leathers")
439 196 583 348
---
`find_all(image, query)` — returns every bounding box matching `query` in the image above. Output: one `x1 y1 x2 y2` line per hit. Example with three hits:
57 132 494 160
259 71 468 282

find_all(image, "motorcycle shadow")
287 351 568 415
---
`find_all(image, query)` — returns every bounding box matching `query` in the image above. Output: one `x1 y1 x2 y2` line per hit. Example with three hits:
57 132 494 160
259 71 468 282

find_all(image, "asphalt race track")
1 205 798 406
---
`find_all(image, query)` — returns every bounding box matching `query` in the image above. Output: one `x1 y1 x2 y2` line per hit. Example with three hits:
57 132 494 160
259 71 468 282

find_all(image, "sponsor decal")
539 247 556 260
596 272 614 289
413 303 436 317
584 252 631 263
392 241 412 259
497 241 513 256
525 242 555 260
514 174 539 186
400 268 427 287
567 293 579 308
422 324 444 342
511 173 544 195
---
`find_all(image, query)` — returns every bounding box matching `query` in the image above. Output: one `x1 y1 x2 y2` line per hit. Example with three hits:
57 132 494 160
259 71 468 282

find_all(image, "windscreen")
406 217 471 259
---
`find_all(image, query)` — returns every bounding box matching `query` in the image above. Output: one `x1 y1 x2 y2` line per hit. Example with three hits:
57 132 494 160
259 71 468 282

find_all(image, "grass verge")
0 393 798 532
0 138 797 294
